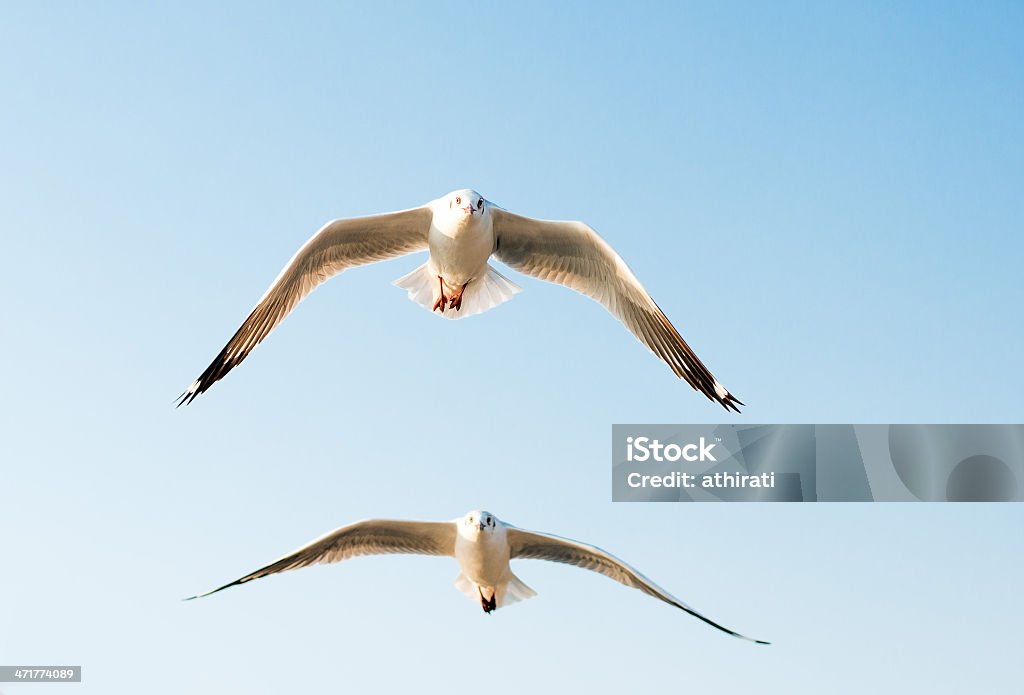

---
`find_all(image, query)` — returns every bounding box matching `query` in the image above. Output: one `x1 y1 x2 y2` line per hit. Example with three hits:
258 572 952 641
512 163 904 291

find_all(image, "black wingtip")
726 392 744 413
714 392 744 414
174 382 203 408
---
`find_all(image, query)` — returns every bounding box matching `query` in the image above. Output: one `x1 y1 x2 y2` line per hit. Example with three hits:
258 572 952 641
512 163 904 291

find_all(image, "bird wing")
491 208 741 411
178 206 433 404
187 519 456 599
506 526 767 643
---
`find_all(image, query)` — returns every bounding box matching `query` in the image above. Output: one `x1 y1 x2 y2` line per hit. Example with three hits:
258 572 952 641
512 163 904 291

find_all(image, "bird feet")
448 283 468 312
432 275 447 313
479 588 496 614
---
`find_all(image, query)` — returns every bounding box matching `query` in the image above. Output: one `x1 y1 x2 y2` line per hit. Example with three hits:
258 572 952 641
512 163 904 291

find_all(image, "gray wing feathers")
179 206 432 404
491 209 741 412
188 519 455 599
506 527 767 643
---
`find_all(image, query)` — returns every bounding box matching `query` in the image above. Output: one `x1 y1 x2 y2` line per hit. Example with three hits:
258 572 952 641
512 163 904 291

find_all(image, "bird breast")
454 528 511 586
428 215 495 287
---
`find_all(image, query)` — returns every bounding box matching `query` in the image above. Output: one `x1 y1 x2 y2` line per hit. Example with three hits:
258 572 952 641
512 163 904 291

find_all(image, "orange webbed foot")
448 283 468 312
432 275 447 313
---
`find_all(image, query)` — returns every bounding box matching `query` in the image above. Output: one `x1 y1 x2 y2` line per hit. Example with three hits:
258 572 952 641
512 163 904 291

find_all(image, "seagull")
177 189 742 411
187 510 768 644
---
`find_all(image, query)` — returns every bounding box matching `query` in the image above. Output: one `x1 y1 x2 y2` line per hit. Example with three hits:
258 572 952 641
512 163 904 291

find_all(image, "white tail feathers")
453 572 538 610
454 572 476 599
393 262 521 320
499 573 538 607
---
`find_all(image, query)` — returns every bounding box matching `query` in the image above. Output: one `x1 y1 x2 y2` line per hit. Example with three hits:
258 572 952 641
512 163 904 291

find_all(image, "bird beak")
462 206 475 216
478 522 486 530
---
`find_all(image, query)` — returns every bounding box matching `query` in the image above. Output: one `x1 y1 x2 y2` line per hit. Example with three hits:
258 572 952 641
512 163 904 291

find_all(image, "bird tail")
453 572 537 610
498 572 537 608
453 573 478 602
393 262 521 320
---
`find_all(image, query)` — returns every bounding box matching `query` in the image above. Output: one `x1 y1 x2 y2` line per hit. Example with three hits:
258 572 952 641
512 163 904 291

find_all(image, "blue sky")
1 2 1021 693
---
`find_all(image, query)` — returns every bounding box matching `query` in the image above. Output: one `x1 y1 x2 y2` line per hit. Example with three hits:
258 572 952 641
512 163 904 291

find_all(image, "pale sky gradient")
1 2 1022 693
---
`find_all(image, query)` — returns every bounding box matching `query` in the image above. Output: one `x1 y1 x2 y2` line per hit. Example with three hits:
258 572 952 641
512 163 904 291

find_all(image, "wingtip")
183 588 215 601
174 381 201 408
726 391 744 413
712 391 743 414
709 378 744 414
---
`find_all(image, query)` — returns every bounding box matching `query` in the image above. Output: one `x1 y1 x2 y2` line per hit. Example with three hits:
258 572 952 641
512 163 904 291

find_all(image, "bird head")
462 510 498 533
442 189 487 218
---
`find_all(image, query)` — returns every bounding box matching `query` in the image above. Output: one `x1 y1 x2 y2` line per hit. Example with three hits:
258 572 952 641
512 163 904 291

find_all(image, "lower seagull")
187 510 768 644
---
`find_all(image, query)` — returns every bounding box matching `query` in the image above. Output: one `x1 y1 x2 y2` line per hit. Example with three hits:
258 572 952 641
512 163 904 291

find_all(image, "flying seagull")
187 510 768 644
177 189 742 411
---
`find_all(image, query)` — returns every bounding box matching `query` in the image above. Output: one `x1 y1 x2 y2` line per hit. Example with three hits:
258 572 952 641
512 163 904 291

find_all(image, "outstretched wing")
178 206 433 404
187 519 456 599
491 208 742 412
506 526 768 643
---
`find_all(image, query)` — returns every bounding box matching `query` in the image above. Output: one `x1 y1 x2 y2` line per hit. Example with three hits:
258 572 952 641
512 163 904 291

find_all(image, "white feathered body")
393 193 522 320
453 518 536 608
427 207 495 289
455 521 511 586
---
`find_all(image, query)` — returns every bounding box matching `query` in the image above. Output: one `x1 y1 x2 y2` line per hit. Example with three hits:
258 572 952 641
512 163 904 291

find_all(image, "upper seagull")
186 510 768 644
177 189 742 410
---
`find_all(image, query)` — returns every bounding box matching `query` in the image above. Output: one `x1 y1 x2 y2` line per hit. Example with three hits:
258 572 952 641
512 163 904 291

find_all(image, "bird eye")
455 196 461 205
477 199 483 210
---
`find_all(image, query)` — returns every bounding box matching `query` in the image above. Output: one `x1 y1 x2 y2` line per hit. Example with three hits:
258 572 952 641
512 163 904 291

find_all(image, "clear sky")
1 2 1022 693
